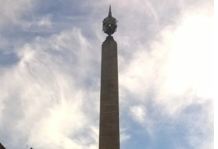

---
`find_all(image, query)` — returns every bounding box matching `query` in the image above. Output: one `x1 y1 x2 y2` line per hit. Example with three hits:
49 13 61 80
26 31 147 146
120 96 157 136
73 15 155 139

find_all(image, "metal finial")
108 5 112 17
103 5 117 35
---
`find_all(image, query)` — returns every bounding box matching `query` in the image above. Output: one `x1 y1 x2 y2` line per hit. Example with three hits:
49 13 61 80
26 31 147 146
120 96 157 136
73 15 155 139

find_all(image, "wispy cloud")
0 0 213 149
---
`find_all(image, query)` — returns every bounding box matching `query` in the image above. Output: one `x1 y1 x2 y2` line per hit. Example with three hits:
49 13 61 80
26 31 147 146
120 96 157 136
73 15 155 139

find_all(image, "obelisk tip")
108 5 112 17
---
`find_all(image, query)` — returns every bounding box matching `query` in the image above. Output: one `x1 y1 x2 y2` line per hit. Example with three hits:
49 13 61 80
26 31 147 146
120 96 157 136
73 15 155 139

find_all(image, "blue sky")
0 0 214 149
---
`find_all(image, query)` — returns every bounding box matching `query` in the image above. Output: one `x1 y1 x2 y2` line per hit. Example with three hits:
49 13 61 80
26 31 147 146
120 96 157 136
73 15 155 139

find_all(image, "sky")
0 0 214 149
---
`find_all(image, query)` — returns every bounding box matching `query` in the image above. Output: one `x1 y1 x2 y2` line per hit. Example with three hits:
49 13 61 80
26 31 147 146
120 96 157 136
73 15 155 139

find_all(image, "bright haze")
0 0 214 149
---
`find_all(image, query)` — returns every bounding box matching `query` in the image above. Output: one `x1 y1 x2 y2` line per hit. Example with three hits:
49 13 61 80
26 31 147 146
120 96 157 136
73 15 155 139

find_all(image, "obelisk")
0 143 5 149
99 6 120 149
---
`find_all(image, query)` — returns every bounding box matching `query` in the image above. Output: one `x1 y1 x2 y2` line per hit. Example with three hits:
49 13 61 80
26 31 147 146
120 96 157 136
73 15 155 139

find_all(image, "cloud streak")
0 0 213 149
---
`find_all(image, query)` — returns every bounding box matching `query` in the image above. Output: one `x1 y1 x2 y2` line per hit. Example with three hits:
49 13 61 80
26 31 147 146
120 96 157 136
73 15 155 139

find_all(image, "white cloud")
129 105 146 124
118 1 213 147
120 0 213 114
120 128 131 143
37 16 52 28
0 0 34 26
0 28 99 148
0 0 213 148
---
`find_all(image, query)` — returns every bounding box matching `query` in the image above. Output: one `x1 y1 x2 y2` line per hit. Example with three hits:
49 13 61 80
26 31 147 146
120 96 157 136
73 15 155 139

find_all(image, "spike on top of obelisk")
108 5 112 17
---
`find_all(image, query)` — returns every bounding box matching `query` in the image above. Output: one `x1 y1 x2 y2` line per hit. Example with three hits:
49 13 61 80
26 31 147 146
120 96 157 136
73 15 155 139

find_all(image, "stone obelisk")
99 6 120 149
0 143 6 149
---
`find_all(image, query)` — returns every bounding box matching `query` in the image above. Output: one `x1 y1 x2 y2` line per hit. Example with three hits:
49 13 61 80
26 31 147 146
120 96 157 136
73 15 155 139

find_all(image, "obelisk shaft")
99 36 120 149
